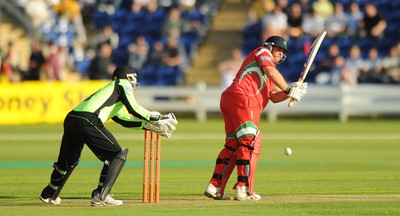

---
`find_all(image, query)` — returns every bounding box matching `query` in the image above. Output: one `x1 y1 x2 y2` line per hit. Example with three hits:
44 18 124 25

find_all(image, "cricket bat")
288 30 327 108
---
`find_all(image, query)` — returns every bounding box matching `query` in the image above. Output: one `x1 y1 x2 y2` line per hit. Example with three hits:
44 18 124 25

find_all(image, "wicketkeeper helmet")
112 66 139 90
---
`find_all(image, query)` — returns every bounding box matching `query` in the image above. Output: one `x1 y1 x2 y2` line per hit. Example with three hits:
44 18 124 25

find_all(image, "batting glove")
288 82 307 102
290 82 308 90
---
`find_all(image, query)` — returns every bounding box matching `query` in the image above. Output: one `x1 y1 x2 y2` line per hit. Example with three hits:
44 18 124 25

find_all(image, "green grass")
0 119 400 215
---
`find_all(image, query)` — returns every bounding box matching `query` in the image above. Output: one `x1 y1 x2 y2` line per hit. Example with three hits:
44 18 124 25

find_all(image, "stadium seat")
160 66 182 86
110 9 126 30
93 10 110 29
113 47 129 66
139 65 161 86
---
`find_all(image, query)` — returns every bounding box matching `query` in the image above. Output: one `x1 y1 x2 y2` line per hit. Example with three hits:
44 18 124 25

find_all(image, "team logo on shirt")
125 84 133 93
260 56 272 62
256 48 273 63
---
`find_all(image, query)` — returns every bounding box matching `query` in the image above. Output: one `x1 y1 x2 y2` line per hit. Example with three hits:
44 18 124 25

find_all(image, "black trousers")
56 111 122 170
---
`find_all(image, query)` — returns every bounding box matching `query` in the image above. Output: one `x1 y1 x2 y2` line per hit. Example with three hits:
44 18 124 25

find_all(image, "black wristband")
283 87 290 94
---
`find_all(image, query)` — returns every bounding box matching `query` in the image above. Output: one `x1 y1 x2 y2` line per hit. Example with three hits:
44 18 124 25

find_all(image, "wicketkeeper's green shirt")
73 79 150 128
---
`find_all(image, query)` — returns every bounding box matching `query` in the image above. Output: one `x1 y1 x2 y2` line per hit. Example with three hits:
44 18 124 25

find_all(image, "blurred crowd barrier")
266 84 400 122
1 82 400 125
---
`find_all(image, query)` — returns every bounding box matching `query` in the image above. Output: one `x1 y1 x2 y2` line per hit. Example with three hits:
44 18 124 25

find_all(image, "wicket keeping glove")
160 112 177 120
143 113 178 138
143 121 172 138
149 111 161 121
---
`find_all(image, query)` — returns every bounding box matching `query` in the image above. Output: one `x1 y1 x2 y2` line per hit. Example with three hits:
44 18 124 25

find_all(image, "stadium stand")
1 0 399 86
90 0 221 86
242 0 400 85
1 0 222 85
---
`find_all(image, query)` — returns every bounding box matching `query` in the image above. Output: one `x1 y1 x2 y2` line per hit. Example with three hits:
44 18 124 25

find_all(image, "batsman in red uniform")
204 36 307 201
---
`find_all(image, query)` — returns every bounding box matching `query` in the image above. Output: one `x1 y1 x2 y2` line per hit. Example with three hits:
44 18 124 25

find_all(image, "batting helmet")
263 36 289 53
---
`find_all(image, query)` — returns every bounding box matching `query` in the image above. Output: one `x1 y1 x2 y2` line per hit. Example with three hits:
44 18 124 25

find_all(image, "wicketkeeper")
204 36 307 201
39 65 177 206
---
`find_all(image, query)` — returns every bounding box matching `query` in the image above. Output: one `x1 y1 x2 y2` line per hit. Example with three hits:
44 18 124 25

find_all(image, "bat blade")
288 31 327 108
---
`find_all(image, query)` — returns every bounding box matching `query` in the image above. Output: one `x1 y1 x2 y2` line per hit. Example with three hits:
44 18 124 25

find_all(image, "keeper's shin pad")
100 148 128 200
52 160 79 199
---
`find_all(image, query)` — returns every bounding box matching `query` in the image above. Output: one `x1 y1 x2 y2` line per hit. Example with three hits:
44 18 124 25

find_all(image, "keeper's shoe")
234 186 261 201
204 183 231 200
91 190 123 207
39 186 61 205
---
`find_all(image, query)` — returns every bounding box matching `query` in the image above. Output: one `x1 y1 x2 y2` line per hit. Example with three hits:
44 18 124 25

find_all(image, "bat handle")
288 98 295 107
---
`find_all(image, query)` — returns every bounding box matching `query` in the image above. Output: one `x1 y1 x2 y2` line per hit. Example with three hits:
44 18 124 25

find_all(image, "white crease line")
0 133 399 141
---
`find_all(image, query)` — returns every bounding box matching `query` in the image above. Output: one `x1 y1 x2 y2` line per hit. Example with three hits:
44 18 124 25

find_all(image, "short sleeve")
254 48 275 68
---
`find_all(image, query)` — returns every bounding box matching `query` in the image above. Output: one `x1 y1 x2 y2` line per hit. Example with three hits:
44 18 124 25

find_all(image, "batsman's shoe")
204 183 231 200
91 191 123 207
39 186 61 205
214 193 231 200
234 186 261 201
204 183 219 199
